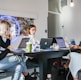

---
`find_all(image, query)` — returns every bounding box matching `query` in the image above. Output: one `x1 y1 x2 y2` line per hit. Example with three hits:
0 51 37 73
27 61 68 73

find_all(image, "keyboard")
13 49 26 53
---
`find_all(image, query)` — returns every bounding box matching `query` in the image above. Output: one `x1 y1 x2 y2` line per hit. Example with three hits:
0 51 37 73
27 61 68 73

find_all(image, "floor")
0 67 39 80
0 67 72 80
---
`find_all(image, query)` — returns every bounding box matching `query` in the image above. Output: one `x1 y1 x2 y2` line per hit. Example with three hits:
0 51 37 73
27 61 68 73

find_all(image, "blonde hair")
0 20 11 28
0 20 11 37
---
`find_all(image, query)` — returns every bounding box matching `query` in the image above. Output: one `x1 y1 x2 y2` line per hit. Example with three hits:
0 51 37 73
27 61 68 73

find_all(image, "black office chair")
0 70 13 80
79 41 81 46
26 58 40 79
78 70 81 80
31 66 39 78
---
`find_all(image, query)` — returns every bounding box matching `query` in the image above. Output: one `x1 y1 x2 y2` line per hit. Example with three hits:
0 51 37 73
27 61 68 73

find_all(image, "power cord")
66 69 70 80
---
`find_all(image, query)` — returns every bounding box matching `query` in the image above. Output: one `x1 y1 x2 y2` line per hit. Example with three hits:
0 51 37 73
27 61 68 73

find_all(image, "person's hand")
6 34 12 40
5 31 12 40
73 45 78 49
69 45 74 48
70 45 78 49
7 45 12 51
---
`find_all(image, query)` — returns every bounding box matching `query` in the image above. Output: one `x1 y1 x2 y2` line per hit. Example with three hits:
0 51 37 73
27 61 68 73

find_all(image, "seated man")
63 45 81 80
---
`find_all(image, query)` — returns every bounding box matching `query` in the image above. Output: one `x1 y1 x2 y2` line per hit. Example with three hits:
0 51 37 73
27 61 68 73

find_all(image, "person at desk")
27 24 39 45
63 45 81 80
0 20 22 80
24 24 39 75
24 24 39 50
11 27 37 80
0 20 36 80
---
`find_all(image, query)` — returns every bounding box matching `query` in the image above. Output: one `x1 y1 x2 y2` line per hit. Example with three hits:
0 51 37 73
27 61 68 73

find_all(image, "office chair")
78 70 81 80
0 70 13 80
79 41 81 46
26 58 40 79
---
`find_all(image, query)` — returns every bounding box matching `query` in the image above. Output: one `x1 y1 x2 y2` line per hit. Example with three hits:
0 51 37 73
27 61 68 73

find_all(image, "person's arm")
5 31 12 40
0 35 11 50
77 46 81 49
5 39 12 51
70 45 81 50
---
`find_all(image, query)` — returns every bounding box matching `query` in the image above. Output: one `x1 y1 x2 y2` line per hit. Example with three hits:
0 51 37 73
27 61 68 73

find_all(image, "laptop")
54 37 69 50
18 38 30 49
40 38 53 49
11 36 30 53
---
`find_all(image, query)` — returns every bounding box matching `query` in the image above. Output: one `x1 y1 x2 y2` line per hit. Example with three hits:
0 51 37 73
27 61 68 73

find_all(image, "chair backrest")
78 70 81 80
79 41 81 46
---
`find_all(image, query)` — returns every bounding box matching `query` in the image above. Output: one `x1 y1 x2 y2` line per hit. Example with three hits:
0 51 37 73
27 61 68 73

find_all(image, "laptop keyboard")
13 49 26 53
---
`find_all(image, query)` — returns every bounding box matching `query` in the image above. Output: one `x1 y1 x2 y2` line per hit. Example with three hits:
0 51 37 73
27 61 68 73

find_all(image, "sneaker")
25 73 37 80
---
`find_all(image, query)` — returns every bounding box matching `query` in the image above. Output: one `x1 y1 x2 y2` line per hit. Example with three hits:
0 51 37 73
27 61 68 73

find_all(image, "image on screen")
55 38 66 48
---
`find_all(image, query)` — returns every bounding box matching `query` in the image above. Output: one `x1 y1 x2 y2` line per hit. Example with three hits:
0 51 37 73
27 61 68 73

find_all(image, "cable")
66 69 70 80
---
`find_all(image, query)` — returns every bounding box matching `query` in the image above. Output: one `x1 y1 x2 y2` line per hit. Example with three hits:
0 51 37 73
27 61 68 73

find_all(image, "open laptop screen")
18 38 30 48
55 37 66 48
40 38 53 49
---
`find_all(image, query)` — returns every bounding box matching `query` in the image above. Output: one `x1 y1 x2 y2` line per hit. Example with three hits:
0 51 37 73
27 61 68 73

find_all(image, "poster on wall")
0 14 34 42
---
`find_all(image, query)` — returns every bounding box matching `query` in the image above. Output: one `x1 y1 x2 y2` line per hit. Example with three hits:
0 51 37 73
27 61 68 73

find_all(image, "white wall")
0 0 48 40
61 0 81 44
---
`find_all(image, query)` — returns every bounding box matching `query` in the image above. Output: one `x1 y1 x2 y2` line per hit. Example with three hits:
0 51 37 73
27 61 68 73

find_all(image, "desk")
13 49 69 80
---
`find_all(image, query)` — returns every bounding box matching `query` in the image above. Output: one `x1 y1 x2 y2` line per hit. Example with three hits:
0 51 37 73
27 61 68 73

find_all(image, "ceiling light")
70 0 74 7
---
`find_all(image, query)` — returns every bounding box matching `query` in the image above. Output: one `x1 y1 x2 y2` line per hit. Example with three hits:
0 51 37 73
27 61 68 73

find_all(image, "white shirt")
28 35 40 51
28 35 39 45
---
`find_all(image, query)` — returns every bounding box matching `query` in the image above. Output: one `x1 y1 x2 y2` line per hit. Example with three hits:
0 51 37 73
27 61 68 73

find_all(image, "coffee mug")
26 42 32 52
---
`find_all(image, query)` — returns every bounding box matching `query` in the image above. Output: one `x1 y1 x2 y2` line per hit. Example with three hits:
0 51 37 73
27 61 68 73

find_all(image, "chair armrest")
0 70 5 73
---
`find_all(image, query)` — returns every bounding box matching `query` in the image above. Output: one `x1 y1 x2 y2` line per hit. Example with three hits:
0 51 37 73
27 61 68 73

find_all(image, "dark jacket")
0 36 11 60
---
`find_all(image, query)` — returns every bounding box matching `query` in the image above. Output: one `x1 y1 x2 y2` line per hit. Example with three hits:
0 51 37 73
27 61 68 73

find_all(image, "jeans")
0 55 28 80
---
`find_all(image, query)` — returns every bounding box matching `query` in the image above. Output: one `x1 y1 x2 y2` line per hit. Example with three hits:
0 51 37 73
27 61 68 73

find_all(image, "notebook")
40 38 53 49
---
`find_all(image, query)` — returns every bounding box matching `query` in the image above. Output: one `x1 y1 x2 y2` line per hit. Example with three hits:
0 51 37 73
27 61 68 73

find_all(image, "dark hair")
0 20 11 28
20 30 26 35
28 24 36 30
21 26 29 36
24 26 29 30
